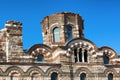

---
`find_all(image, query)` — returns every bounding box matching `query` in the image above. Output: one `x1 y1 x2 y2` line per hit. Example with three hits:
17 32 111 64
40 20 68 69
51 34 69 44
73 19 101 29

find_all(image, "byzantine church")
0 12 120 80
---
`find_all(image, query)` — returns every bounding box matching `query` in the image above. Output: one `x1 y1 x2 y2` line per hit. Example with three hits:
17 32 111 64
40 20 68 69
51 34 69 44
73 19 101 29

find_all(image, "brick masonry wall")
0 12 120 80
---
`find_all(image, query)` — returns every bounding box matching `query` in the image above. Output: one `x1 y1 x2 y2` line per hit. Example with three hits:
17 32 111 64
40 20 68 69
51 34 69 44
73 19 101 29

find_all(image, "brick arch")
27 44 52 54
50 23 61 39
45 67 62 76
65 38 97 56
27 44 52 62
65 38 96 47
25 66 44 76
30 47 51 57
5 66 24 76
65 39 98 63
50 23 61 31
75 67 91 77
104 68 117 77
99 46 118 58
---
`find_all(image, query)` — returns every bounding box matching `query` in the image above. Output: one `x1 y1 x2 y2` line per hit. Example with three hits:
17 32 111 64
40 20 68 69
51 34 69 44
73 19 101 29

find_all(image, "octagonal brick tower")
41 12 84 47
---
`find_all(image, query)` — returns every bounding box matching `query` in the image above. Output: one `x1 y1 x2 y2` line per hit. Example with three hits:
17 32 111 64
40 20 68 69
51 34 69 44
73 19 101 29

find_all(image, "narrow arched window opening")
51 72 58 80
79 48 82 62
108 73 113 80
74 48 78 62
67 26 72 41
80 73 86 80
103 53 109 64
53 27 60 42
84 50 87 62
74 48 88 63
37 54 44 62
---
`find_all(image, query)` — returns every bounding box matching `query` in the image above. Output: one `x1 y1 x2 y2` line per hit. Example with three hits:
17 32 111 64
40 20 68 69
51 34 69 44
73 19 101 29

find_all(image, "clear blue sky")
0 0 120 54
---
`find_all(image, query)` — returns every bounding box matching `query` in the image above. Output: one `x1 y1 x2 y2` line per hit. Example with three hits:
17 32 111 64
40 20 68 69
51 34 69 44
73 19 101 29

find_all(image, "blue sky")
0 0 120 54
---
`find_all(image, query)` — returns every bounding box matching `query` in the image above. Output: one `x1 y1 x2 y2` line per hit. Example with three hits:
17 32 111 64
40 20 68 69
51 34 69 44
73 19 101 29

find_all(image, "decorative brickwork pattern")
0 12 120 80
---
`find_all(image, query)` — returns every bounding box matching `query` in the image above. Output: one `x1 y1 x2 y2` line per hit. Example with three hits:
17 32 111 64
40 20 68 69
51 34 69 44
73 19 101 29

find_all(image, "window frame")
80 73 86 80
66 26 73 41
37 54 44 62
74 48 88 63
64 25 73 41
108 73 113 80
51 72 58 80
103 52 109 64
53 27 60 43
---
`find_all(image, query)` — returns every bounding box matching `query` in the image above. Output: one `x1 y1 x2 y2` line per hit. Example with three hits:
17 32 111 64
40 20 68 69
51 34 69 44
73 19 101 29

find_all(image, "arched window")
51 72 58 80
74 48 78 62
103 53 109 64
80 73 86 80
53 27 60 42
108 73 113 80
67 26 72 41
79 48 82 62
37 54 44 62
74 48 87 63
84 50 87 62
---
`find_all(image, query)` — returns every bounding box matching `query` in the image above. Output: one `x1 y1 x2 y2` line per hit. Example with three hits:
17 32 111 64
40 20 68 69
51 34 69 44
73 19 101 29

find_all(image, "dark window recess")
79 48 82 62
67 26 72 41
103 53 109 64
108 73 113 80
74 48 78 62
51 72 58 80
84 50 87 62
80 73 86 80
37 54 44 61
